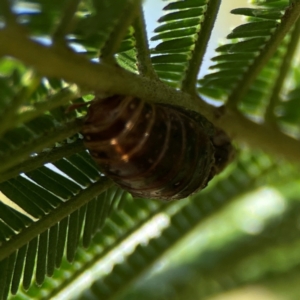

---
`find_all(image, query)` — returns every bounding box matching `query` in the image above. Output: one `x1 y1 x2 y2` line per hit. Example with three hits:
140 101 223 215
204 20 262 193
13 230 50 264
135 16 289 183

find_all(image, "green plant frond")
0 88 79 139
0 116 83 176
69 2 121 53
117 29 136 54
150 0 209 88
0 60 83 176
0 159 98 234
14 195 165 299
98 0 141 65
198 0 290 103
7 0 137 61
74 0 140 72
77 152 283 299
116 50 139 74
113 28 138 74
239 40 290 116
121 189 300 300
0 57 80 138
0 176 125 296
0 139 86 184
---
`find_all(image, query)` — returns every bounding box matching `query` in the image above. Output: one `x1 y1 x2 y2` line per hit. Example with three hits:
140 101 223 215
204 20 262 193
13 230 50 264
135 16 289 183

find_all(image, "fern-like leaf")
151 0 209 88
198 0 290 107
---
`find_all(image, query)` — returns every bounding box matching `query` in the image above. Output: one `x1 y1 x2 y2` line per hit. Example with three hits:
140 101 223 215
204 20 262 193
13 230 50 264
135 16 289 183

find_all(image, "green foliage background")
0 0 299 299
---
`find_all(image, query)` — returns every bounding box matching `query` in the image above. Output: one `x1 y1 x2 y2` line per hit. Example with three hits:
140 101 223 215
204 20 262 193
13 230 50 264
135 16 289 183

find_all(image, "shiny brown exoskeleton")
82 95 234 200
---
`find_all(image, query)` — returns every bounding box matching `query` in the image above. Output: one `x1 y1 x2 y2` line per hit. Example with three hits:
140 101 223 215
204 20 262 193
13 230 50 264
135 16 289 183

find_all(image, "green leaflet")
150 0 208 88
198 0 290 114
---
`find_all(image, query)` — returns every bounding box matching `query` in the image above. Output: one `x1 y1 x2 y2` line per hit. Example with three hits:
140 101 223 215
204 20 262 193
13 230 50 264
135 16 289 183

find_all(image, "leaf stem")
0 118 84 174
264 18 300 126
0 26 211 114
216 108 300 164
0 27 299 164
0 178 114 262
226 1 300 109
181 0 221 95
133 5 157 78
0 139 86 183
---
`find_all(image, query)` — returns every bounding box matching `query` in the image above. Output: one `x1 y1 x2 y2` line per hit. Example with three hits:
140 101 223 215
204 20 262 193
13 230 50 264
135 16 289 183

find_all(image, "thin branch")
16 87 79 125
52 0 81 45
100 0 141 64
181 0 221 95
133 5 157 79
264 18 300 126
0 27 300 164
0 26 211 114
0 139 86 183
215 107 300 164
0 178 114 262
226 1 300 109
0 118 84 174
